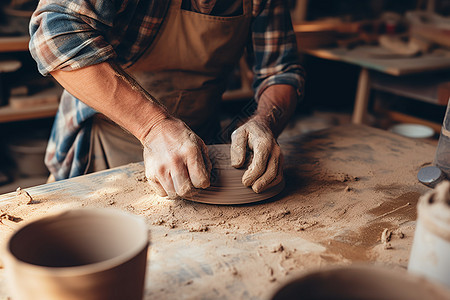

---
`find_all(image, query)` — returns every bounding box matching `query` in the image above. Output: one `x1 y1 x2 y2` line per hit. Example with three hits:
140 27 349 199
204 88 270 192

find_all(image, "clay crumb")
297 220 318 231
381 228 393 250
0 213 22 223
16 187 36 205
344 186 352 192
381 228 392 243
185 280 193 285
335 173 359 183
166 221 176 229
135 174 147 182
153 218 165 225
189 223 208 232
270 243 284 253
107 200 115 205
384 243 393 250
279 209 291 217
231 267 239 276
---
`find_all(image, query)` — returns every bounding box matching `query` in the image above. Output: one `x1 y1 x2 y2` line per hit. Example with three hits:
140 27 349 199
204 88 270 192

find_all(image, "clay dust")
0 125 436 299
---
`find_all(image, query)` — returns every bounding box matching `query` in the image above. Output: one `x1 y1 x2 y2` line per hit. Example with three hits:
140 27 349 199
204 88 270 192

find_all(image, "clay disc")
184 144 285 205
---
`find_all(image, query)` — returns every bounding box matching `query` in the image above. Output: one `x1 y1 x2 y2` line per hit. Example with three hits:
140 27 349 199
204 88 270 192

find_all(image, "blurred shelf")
371 72 450 106
0 36 29 53
0 86 61 122
0 102 58 123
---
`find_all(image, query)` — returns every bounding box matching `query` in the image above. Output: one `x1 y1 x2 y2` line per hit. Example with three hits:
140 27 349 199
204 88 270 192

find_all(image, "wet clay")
184 144 285 205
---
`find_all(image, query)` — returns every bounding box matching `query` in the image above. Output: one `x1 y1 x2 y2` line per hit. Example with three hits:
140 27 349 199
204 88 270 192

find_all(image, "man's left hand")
230 118 283 193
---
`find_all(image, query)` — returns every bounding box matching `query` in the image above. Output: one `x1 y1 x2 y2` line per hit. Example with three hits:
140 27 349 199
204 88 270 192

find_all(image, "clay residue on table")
0 125 435 299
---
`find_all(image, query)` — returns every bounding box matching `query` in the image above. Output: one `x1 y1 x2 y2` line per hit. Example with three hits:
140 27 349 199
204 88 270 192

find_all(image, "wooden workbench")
0 125 436 299
0 36 29 53
303 46 450 125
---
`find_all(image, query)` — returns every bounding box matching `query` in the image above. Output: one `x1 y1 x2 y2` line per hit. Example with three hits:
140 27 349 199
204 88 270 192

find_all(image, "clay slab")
184 144 284 205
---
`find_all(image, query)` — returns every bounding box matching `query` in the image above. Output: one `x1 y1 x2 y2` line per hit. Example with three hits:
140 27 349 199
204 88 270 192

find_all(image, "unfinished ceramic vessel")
408 180 450 288
3 208 149 300
185 144 285 205
271 265 450 300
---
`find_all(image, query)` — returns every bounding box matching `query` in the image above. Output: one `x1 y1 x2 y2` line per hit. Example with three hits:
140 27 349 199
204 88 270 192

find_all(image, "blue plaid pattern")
29 0 305 180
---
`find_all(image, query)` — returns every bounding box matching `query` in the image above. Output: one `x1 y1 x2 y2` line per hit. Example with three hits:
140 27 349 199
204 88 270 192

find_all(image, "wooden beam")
352 68 371 124
0 103 58 123
0 36 30 53
438 82 450 106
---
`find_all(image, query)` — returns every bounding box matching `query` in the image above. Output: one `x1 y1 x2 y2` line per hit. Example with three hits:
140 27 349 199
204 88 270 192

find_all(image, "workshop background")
0 0 449 193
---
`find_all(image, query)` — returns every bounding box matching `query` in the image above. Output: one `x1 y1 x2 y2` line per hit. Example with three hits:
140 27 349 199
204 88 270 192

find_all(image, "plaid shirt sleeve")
251 0 305 100
44 91 97 180
29 0 121 76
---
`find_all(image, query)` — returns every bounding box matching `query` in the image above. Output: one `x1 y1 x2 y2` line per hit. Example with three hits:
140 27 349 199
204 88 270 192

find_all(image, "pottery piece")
185 144 285 205
3 208 149 300
271 265 450 300
408 181 450 288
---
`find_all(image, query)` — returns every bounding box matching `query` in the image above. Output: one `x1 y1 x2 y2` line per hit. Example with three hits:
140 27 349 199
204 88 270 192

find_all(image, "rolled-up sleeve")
251 0 305 100
29 0 119 76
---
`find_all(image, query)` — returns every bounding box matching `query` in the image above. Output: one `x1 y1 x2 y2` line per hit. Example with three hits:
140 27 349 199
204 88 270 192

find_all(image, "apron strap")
243 0 250 15
176 0 251 15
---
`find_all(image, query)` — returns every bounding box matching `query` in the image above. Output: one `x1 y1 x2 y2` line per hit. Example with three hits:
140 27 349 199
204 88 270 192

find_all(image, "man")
29 0 305 198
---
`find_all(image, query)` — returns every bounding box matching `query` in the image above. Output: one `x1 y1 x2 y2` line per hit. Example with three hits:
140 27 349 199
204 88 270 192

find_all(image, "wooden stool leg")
47 174 56 183
352 68 371 124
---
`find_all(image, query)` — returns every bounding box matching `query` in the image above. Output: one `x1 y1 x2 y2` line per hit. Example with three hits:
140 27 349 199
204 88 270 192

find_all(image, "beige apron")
86 0 252 173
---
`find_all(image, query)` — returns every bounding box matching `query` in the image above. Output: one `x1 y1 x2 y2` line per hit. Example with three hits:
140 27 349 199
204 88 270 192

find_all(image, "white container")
408 181 450 288
389 123 435 139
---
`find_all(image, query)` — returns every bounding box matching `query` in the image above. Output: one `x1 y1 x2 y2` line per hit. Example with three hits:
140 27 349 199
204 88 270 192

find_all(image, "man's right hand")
142 117 212 199
49 61 211 197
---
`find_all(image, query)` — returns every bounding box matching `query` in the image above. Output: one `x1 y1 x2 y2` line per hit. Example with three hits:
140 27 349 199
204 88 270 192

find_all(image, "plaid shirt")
29 0 305 180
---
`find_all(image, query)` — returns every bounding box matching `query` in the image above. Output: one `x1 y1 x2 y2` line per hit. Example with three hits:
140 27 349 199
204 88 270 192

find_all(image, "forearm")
252 84 298 138
50 61 169 143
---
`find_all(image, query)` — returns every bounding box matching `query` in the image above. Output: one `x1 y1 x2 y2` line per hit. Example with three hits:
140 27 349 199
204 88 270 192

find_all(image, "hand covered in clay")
143 117 212 199
230 118 283 193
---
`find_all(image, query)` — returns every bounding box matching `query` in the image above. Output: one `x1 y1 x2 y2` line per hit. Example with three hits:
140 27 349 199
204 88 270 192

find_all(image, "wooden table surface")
0 124 436 299
303 46 450 124
303 45 450 76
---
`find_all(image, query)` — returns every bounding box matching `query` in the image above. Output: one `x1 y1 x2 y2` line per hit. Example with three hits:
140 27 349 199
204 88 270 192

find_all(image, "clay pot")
2 208 149 300
185 144 285 205
408 181 450 288
271 265 450 300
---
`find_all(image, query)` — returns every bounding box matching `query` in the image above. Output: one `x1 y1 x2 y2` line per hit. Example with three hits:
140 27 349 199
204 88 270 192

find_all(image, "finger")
200 140 212 178
187 147 210 189
255 162 283 193
171 164 195 198
242 140 272 187
147 178 167 197
252 149 283 193
230 128 248 168
157 171 177 199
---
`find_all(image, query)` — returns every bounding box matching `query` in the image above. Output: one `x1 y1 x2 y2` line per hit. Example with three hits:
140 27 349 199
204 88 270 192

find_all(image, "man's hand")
143 117 212 199
230 118 283 194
